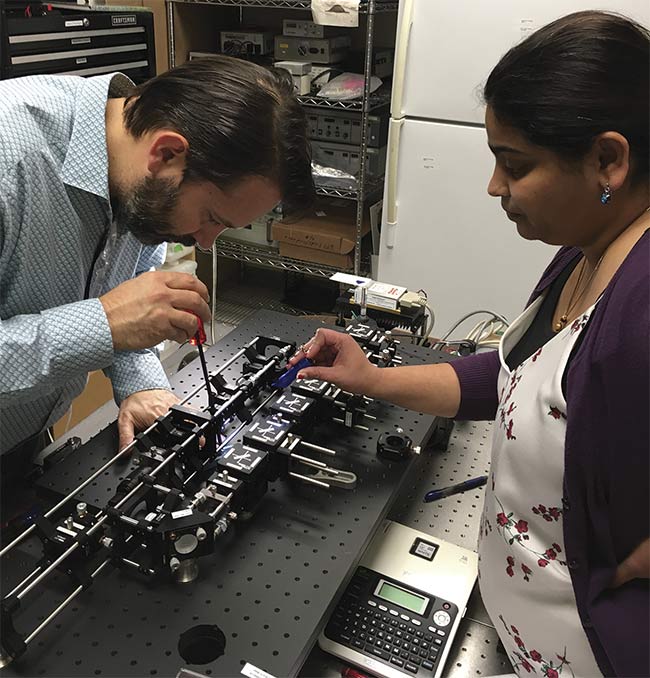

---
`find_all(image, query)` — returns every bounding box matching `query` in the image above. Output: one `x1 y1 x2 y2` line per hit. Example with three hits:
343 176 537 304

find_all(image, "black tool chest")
1 1 155 81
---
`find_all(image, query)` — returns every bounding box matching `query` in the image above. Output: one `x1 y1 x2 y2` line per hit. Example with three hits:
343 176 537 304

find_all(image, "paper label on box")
366 282 406 310
367 293 398 310
369 282 407 299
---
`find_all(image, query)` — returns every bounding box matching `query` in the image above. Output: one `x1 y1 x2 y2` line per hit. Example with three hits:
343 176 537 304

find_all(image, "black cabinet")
1 1 155 81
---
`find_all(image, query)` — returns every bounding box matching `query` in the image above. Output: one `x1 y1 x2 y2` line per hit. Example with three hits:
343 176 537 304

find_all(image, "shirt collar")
61 73 134 201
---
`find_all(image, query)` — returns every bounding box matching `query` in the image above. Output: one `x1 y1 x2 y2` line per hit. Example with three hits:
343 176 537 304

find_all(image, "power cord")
432 310 509 354
439 310 509 342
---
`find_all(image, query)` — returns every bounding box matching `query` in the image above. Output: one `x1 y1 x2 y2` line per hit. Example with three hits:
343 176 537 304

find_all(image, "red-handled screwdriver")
186 312 215 410
190 315 207 347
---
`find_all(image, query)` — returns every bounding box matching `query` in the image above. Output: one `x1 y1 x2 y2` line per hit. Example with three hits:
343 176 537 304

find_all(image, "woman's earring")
600 182 612 205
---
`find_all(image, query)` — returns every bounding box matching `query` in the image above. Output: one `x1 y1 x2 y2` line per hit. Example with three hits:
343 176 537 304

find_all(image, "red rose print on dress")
532 504 562 522
498 615 576 677
483 517 493 536
493 495 566 574
498 368 522 440
548 406 567 420
570 315 589 335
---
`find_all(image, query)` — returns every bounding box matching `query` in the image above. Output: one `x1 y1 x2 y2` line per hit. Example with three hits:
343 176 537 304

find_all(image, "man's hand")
288 328 380 395
100 271 211 351
117 389 179 452
611 538 650 588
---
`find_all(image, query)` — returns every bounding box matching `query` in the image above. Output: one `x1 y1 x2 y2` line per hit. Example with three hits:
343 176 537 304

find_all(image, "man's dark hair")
123 55 315 217
483 10 650 183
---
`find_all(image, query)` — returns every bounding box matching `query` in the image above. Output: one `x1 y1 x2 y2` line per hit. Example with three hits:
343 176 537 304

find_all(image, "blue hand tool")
423 475 488 503
271 357 313 389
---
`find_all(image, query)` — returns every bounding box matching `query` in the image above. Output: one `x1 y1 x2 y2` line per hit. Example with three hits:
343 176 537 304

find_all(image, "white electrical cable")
211 242 218 345
440 310 509 342
465 318 507 348
432 310 509 353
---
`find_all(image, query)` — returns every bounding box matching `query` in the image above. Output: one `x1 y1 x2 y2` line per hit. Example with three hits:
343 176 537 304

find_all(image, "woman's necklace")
554 204 650 333
554 253 605 332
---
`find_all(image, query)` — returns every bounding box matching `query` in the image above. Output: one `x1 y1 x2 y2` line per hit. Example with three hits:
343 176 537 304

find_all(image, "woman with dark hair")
289 11 649 676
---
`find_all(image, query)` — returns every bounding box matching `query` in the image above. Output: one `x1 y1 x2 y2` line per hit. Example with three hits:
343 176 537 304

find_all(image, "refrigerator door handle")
390 0 414 118
385 118 404 249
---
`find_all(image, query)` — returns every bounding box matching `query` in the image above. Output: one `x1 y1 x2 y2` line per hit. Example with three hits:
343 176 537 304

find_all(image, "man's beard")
112 175 196 247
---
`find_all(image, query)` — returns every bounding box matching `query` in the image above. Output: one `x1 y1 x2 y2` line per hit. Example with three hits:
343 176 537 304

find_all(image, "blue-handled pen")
423 475 488 503
271 357 313 389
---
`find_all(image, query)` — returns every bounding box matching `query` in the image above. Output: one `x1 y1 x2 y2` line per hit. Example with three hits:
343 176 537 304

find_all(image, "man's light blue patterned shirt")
0 73 171 454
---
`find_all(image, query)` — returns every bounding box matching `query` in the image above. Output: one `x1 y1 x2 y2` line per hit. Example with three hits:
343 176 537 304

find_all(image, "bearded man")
0 56 315 482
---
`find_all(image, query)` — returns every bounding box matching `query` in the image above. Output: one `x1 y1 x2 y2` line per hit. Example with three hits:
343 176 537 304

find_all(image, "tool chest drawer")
1 3 155 82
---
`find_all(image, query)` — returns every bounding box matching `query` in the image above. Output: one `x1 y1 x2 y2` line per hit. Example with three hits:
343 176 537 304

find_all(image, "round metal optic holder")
376 431 413 461
170 557 200 583
178 624 226 665
175 534 199 555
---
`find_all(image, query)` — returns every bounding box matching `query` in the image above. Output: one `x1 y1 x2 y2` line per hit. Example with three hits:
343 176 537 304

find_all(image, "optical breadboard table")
1 311 452 678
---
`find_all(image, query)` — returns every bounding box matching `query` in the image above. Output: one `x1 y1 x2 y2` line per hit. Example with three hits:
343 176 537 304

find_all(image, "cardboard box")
272 206 368 252
272 205 370 269
279 242 352 268
53 370 113 439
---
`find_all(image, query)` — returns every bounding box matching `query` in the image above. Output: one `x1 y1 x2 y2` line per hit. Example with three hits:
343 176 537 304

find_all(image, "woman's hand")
288 328 461 417
288 328 380 396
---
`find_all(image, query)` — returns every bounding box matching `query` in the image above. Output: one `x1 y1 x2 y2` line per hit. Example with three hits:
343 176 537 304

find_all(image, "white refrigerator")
378 0 650 336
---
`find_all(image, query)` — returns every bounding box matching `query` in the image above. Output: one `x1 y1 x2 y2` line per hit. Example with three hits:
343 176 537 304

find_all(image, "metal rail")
23 560 112 646
214 239 375 279
297 92 391 111
14 448 180 604
4 335 287 611
354 0 377 275
0 339 256 559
